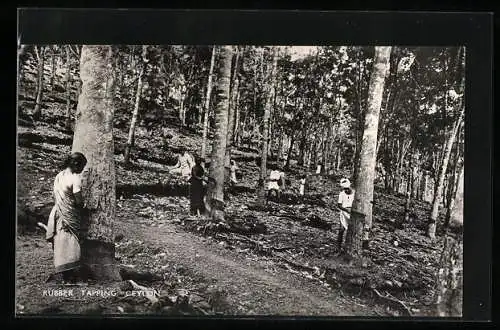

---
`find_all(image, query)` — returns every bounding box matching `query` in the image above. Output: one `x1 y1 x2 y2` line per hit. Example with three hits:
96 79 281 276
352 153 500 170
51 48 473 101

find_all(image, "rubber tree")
123 45 148 164
65 45 73 131
344 46 392 261
201 46 216 159
204 46 233 222
225 47 241 182
17 37 26 114
435 164 463 316
258 47 278 207
72 45 121 282
427 46 465 239
427 109 463 239
33 45 46 119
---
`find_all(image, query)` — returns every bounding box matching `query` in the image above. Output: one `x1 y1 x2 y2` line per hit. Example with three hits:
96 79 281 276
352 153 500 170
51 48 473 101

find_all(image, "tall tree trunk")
258 48 278 206
124 46 147 164
33 46 45 119
276 128 283 163
117 55 123 90
50 47 56 90
128 49 137 106
448 165 464 229
179 92 186 126
285 134 295 170
297 129 307 167
344 46 391 261
65 46 73 131
436 164 463 316
225 48 240 181
442 176 450 208
233 89 241 145
201 46 216 159
17 39 25 115
72 45 121 282
76 76 82 102
352 118 363 183
445 126 463 225
336 146 341 171
427 112 463 239
204 46 233 221
403 152 414 225
323 123 332 172
415 169 422 200
445 156 463 228
352 60 366 183
411 164 419 199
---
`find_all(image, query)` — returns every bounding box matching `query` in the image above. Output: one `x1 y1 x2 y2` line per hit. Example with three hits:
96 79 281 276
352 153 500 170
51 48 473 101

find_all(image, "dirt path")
121 216 379 316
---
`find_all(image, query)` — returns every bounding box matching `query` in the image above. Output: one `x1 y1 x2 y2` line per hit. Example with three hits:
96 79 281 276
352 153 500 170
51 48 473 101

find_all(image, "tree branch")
372 288 413 316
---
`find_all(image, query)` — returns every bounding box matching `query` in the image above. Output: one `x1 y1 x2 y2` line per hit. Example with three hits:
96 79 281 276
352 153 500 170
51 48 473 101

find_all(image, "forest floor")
16 95 449 317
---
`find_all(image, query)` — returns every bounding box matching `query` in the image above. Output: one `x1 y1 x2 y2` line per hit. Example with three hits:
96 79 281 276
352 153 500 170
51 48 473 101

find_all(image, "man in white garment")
169 147 195 178
267 167 286 201
337 178 355 252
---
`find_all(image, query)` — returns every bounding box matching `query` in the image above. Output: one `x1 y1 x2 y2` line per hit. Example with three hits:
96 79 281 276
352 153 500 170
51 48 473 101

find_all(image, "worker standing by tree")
336 178 355 253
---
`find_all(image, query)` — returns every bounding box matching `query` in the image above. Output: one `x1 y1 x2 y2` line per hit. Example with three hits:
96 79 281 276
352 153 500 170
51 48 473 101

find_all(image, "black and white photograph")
15 10 491 319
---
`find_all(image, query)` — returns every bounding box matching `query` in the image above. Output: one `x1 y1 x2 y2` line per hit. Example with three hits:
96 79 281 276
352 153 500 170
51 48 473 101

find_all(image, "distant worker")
267 166 286 201
229 159 239 185
336 178 355 252
168 147 195 178
299 174 307 200
189 157 207 217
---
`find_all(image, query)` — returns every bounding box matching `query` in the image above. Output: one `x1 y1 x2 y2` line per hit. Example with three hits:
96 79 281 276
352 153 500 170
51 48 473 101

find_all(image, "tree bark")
233 89 241 145
72 45 121 282
33 46 46 119
258 48 278 206
76 78 82 102
225 47 240 181
323 121 332 172
445 162 464 228
436 165 463 316
421 171 429 202
205 46 233 221
336 146 341 171
352 117 363 184
415 169 422 200
276 127 283 163
65 46 73 131
403 154 414 225
50 47 56 90
411 163 419 199
352 58 366 183
445 125 463 224
427 112 463 239
201 46 216 159
344 46 391 261
124 46 147 164
297 129 307 167
436 233 463 317
284 134 295 170
448 165 464 229
17 40 25 115
179 90 186 126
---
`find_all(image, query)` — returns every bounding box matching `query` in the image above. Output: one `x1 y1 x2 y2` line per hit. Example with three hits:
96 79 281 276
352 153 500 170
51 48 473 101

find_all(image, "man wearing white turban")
337 178 355 252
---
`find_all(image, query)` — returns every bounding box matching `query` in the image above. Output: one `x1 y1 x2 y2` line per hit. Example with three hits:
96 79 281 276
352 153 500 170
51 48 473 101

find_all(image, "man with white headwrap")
337 178 355 251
